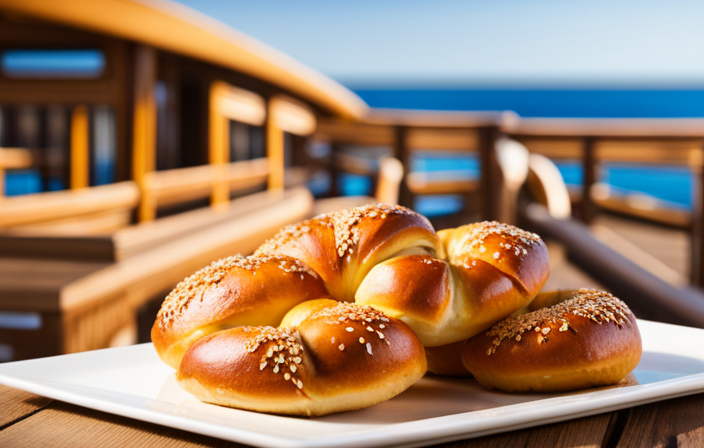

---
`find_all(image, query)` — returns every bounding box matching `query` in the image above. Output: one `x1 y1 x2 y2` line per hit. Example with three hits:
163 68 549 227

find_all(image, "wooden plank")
616 393 704 448
406 172 479 195
0 182 139 228
0 235 115 261
505 117 704 138
0 400 246 448
0 148 33 170
70 106 90 190
112 187 287 260
406 128 477 151
580 138 596 223
58 188 313 313
145 159 268 208
434 413 612 447
596 140 701 166
266 101 285 191
515 138 583 160
1 208 131 236
316 121 395 146
478 126 501 221
209 81 230 207
0 258 109 312
0 385 52 429
365 108 506 128
132 45 158 222
692 163 704 287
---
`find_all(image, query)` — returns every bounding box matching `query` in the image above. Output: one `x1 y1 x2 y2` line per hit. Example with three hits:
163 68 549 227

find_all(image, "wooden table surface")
1 384 703 448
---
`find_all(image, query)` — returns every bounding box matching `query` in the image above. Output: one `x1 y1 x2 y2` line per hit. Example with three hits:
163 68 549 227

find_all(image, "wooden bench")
0 188 314 361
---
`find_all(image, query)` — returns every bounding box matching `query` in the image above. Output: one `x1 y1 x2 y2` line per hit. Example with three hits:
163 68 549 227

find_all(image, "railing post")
478 125 501 221
266 99 285 192
209 81 230 208
691 155 704 287
393 126 412 208
581 137 596 223
70 105 90 190
132 45 157 222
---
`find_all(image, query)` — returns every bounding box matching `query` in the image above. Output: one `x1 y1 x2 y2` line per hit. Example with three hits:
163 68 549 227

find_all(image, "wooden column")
691 153 704 286
70 105 90 189
478 126 501 221
132 45 157 222
209 81 230 207
393 126 412 208
266 101 284 191
580 137 596 223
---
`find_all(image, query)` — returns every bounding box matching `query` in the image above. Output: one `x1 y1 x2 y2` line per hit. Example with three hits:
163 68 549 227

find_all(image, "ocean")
350 88 700 213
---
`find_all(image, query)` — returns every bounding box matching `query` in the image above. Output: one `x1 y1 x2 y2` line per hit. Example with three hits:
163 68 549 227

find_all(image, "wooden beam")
208 82 230 207
692 159 704 286
266 100 284 191
478 126 501 221
580 137 596 223
131 45 157 222
69 106 90 190
394 126 412 208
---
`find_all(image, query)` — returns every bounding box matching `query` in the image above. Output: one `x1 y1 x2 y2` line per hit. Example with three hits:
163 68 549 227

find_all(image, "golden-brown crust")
461 289 642 392
425 340 472 376
356 222 549 347
151 254 329 369
255 204 439 302
177 301 427 416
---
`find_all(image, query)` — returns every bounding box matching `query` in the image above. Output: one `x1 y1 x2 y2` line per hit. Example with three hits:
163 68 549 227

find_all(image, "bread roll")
461 289 642 392
177 301 427 416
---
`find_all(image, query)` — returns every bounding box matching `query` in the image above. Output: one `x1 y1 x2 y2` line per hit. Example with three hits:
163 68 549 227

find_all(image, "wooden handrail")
144 158 269 209
523 203 704 328
0 182 139 227
0 148 33 170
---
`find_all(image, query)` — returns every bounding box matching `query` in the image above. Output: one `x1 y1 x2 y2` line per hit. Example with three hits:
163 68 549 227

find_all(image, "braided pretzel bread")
461 289 642 392
177 299 426 416
153 204 550 414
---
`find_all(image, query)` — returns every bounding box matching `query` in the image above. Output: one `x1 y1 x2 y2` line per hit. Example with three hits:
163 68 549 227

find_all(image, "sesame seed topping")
244 327 305 390
346 327 354 332
257 203 427 261
484 289 632 355
366 343 373 355
359 337 365 344
155 255 318 329
459 221 542 262
339 344 345 351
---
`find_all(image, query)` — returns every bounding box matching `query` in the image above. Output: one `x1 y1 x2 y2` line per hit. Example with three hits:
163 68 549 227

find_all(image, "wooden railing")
0 148 33 198
503 117 704 286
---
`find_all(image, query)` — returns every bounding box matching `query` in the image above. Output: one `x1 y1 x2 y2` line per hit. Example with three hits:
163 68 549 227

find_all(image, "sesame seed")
366 343 373 355
484 289 632 354
339 344 345 351
346 327 354 332
284 373 291 380
259 362 267 370
331 336 335 343
359 337 365 344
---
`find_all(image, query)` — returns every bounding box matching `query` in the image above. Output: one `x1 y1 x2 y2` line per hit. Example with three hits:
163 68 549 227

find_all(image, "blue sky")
172 0 704 87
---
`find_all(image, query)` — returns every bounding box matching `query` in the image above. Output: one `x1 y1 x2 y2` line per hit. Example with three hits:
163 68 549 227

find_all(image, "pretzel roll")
255 204 439 302
462 289 642 392
177 301 427 416
356 221 549 347
425 340 471 377
152 255 329 369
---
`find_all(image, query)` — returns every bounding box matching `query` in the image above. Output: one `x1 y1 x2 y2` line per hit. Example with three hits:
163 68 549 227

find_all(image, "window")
1 49 105 79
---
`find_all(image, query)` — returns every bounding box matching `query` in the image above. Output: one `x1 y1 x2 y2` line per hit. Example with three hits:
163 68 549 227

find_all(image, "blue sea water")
350 88 699 212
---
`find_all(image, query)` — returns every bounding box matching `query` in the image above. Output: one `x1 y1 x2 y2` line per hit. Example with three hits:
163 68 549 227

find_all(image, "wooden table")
2 384 703 447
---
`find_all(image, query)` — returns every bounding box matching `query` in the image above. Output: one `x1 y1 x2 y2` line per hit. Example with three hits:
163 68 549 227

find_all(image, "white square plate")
1 320 704 448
